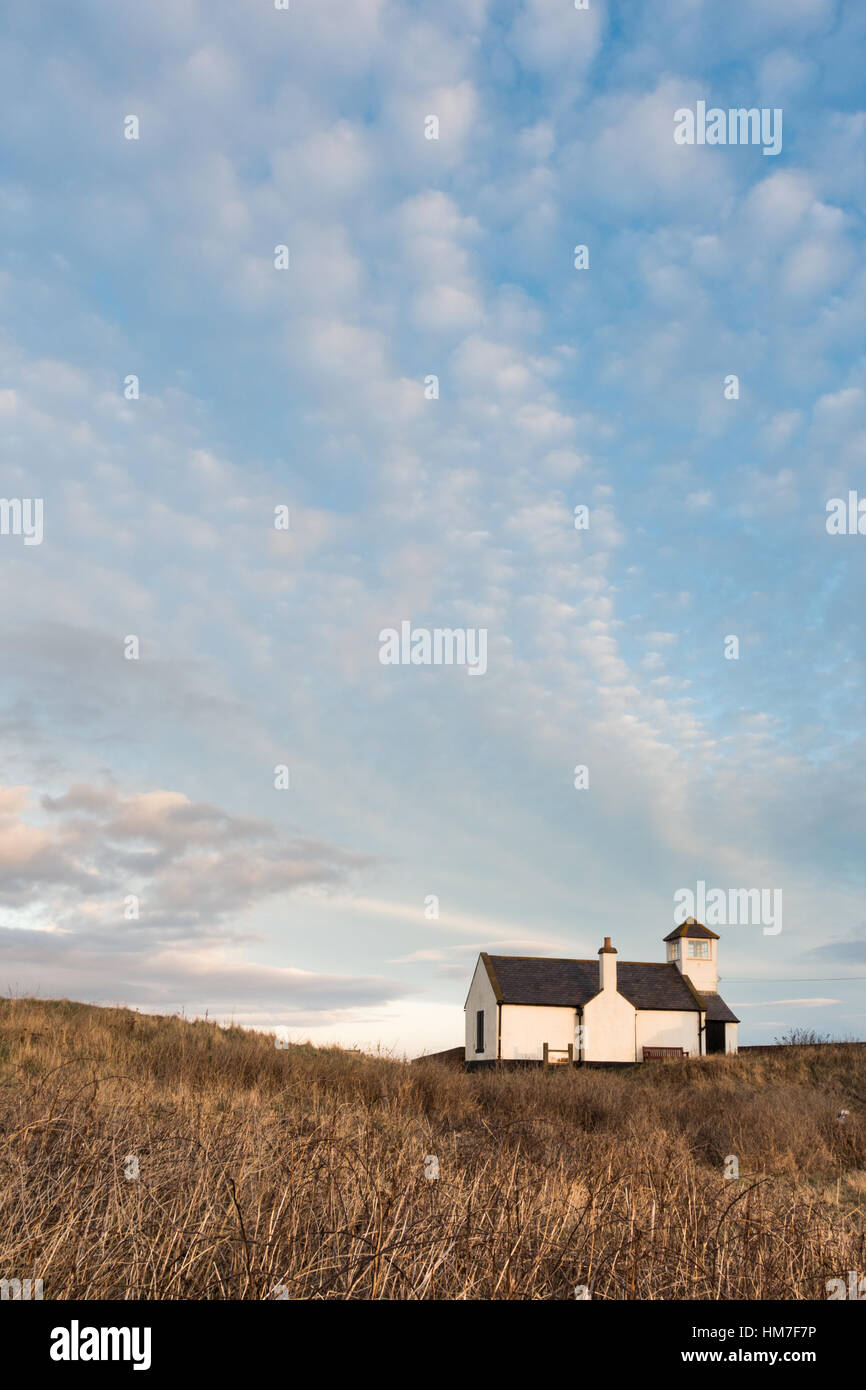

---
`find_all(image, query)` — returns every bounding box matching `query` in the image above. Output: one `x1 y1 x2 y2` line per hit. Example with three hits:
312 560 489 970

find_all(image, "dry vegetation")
1 997 864 1300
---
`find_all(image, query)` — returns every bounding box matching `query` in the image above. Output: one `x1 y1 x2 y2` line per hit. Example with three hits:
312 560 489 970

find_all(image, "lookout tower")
663 917 719 993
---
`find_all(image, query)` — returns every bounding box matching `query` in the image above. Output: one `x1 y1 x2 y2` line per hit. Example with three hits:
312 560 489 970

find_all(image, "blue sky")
1 0 865 1052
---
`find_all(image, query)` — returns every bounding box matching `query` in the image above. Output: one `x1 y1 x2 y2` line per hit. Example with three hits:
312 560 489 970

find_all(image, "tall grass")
1 997 864 1299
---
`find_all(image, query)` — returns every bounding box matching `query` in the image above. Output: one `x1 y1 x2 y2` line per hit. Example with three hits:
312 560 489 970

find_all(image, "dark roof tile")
486 956 598 1007
663 919 720 942
485 954 737 1015
700 992 739 1023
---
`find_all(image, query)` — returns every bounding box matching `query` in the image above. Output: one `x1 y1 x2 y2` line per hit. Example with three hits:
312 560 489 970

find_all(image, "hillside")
1 997 864 1300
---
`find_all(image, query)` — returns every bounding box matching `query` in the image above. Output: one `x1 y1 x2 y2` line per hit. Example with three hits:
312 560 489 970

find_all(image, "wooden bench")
642 1046 688 1061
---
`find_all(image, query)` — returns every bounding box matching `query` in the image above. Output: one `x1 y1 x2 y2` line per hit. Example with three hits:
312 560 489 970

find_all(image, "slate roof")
619 962 709 1012
484 955 598 1007
663 918 720 942
700 992 739 1023
482 953 738 1020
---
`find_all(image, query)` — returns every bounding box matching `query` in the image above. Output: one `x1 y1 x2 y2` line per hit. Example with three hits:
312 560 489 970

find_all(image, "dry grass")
1 996 864 1299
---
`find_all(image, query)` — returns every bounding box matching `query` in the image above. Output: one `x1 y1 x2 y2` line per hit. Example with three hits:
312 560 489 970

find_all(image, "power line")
721 976 866 983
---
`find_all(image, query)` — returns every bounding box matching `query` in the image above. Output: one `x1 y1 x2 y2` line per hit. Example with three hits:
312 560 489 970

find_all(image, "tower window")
688 940 710 959
476 1010 485 1053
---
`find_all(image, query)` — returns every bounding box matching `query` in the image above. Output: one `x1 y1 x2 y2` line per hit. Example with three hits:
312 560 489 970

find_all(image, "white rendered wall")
464 958 498 1061
671 940 718 993
500 1004 576 1061
725 1022 738 1055
635 1009 700 1058
582 988 636 1062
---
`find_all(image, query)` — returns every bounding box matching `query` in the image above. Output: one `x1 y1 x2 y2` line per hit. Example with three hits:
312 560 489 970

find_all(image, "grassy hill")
1 996 864 1299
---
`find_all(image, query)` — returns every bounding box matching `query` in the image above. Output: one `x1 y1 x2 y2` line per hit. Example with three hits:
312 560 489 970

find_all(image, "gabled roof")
483 955 597 1007
663 917 720 942
700 992 739 1023
482 954 730 1014
619 962 708 1013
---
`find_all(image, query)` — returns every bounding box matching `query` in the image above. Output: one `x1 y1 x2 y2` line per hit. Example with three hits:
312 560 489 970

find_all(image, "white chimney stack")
598 936 617 992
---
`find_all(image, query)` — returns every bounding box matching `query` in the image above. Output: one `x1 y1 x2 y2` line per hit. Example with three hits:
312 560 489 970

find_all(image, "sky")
1 0 865 1055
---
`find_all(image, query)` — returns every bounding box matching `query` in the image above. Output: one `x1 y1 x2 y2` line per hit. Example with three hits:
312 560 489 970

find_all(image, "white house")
464 918 738 1066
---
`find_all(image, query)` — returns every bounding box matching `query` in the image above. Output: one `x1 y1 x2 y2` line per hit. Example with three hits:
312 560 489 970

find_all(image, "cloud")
0 782 393 1018
507 0 603 82
734 997 840 1008
31 782 369 919
0 0 865 1051
805 939 866 965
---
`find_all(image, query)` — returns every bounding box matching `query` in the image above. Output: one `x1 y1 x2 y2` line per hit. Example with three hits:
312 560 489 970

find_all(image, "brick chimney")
598 936 617 992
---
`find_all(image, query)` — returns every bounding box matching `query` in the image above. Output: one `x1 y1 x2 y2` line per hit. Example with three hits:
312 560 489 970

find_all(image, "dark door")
706 1021 725 1054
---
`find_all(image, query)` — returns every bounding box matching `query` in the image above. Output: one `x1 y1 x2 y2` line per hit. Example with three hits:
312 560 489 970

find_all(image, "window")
476 1010 485 1053
670 941 680 959
688 940 710 959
